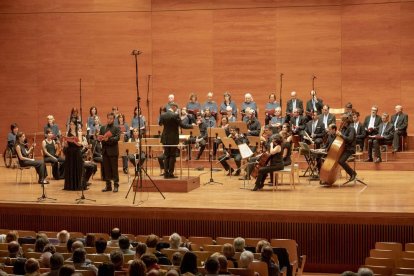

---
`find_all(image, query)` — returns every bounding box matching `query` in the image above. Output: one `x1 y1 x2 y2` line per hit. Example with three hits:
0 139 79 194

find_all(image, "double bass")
319 120 346 185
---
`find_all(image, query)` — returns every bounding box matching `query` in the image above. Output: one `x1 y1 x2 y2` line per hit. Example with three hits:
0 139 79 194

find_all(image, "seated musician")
90 134 104 180
202 92 218 119
252 134 284 191
225 106 237 122
7 123 19 151
212 117 230 160
391 105 408 153
335 115 357 182
241 93 257 120
203 107 216 127
80 135 98 187
351 112 366 151
246 109 261 137
122 128 146 175
269 107 285 132
165 94 177 111
316 124 337 173
186 93 202 116
219 127 248 176
220 92 238 118
286 91 304 122
289 108 306 139
366 112 394 163
305 90 324 121
43 115 61 140
304 111 326 149
280 128 293 166
131 107 146 136
363 105 381 137
265 93 280 125
319 105 336 131
88 115 102 141
15 132 49 184
184 113 207 160
42 128 65 180
180 107 196 125
344 102 354 116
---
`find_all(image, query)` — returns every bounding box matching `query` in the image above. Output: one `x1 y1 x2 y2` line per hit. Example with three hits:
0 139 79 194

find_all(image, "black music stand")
204 121 223 185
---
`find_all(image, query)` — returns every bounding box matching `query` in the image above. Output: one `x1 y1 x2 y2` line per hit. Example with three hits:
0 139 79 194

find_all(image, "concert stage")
0 165 414 273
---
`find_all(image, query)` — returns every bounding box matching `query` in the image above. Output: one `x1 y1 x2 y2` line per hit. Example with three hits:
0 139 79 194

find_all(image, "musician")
63 119 85 190
351 112 366 151
319 105 336 131
43 115 61 140
180 107 196 125
100 113 121 192
304 111 326 149
336 115 357 182
391 105 408 153
286 91 304 121
203 107 216 127
280 128 293 166
219 127 248 176
186 93 202 116
316 124 337 172
131 107 146 136
289 108 306 138
90 134 104 180
269 107 285 132
241 93 257 119
366 113 394 163
165 94 178 112
264 93 280 125
344 102 354 116
246 109 261 137
66 107 82 132
159 102 194 179
117 114 130 143
212 117 230 159
219 92 238 118
363 105 381 136
80 135 98 187
123 128 146 175
305 90 324 120
88 115 101 140
15 132 48 184
7 123 19 150
112 106 120 126
225 106 237 122
42 128 65 180
184 113 207 160
202 92 218 119
87 106 98 131
252 134 284 191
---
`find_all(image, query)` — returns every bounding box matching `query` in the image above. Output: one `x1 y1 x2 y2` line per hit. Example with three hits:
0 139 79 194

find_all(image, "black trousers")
163 146 177 176
83 161 97 184
219 152 241 171
20 159 48 181
185 137 206 159
255 164 284 188
393 130 406 150
338 150 355 177
367 138 392 160
103 153 119 185
122 153 146 171
44 156 65 180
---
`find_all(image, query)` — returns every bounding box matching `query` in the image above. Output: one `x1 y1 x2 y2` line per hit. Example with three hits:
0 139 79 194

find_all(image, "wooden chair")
56 246 68 253
88 233 110 240
2 266 13 274
189 243 201 251
18 230 37 237
393 267 414 275
0 244 8 251
228 268 255 276
114 271 128 276
75 270 96 276
39 231 59 238
124 254 135 263
365 257 395 268
273 153 299 190
216 237 235 245
70 232 85 239
22 244 35 253
61 252 72 260
401 251 414 259
204 245 223 253
370 249 400 260
188 236 214 245
122 234 135 241
249 261 268 276
87 254 110 263
270 239 306 276
39 268 51 273
193 251 213 266
135 235 148 243
84 247 96 254
0 251 9 257
405 243 414 252
25 252 42 259
397 258 414 268
360 265 392 276
375 242 403 253
105 247 119 253
245 238 267 247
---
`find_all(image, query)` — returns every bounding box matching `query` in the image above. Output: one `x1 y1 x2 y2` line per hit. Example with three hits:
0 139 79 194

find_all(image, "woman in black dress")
63 119 84 191
42 128 65 179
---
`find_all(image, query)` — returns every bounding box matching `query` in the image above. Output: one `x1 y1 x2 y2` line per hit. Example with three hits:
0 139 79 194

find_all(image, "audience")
145 234 159 249
119 236 135 255
56 230 70 246
94 238 108 254
43 244 56 254
6 231 19 243
108 228 122 247
222 243 238 268
24 258 40 276
98 262 115 276
110 250 125 271
233 237 246 252
255 240 270 254
43 253 64 276
58 264 75 276
261 246 279 276
13 258 27 275
204 256 220 276
171 252 183 266
210 253 229 275
141 254 160 274
72 248 98 275
169 233 189 252
85 234 96 248
39 252 52 268
8 240 23 258
128 259 147 276
179 251 200 276
34 237 50 253
357 268 374 276
239 251 254 269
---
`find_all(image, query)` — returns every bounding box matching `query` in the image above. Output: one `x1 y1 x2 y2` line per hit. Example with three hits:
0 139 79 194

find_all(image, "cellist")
336 114 357 182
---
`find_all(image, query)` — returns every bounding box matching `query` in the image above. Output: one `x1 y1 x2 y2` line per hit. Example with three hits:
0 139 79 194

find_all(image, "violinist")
212 117 230 159
202 92 218 119
252 134 284 191
184 113 207 160
280 125 293 166
123 128 146 175
42 128 65 180
246 109 261 137
264 93 280 125
131 107 146 136
203 107 216 127
43 115 61 140
186 93 202 116
241 93 257 120
219 92 238 118
335 114 357 182
15 132 49 184
218 127 248 176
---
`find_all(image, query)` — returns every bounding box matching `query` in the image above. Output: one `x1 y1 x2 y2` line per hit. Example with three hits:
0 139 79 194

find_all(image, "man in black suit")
391 105 408 152
336 114 357 182
305 90 324 121
363 105 381 137
285 91 303 122
319 105 336 131
159 102 193 178
366 113 395 163
289 108 306 139
100 113 121 192
351 112 366 152
304 111 326 149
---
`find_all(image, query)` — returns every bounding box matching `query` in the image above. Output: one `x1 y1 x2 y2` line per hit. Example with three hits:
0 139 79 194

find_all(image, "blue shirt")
87 116 95 130
241 101 257 113
203 101 218 114
43 124 61 138
203 116 216 127
219 101 238 117
265 102 280 111
270 116 285 125
131 116 146 129
186 102 202 112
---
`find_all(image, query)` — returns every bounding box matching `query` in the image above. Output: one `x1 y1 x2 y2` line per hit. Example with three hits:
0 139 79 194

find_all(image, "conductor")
159 102 194 178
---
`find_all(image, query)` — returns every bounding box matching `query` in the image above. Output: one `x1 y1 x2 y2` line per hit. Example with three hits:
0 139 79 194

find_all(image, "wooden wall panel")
275 6 342 109
341 3 401 116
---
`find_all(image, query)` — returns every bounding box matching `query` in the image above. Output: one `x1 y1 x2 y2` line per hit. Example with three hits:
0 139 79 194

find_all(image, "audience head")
110 228 121 241
8 241 21 257
244 93 253 102
58 264 76 276
207 92 213 101
211 253 227 273
381 112 389 122
24 258 40 275
89 106 98 116
233 237 246 252
57 230 70 244
168 94 175 102
357 267 374 276
341 271 357 276
290 91 297 98
135 242 147 258
260 245 274 262
71 240 85 252
107 112 116 125
171 252 183 266
370 105 378 116
239 251 254 268
85 234 95 247
223 243 236 259
204 256 220 275
95 238 108 254
66 238 76 253
275 106 282 116
72 248 86 264
128 259 147 276
310 90 316 97
13 257 26 275
35 236 50 253
166 269 179 276
98 262 115 276
169 233 182 249
49 253 64 271
328 124 337 134
40 251 52 268
352 112 360 122
322 105 330 115
110 250 124 270
189 93 197 102
6 230 19 243
119 236 131 250
43 244 56 254
10 123 19 134
141 254 159 272
180 251 198 275
255 240 270 254
293 108 300 117
146 234 159 248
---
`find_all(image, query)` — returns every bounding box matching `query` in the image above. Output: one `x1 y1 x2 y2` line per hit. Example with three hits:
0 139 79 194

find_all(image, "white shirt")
381 123 387 136
323 115 328 129
292 100 296 110
394 115 399 128
368 116 376 129
354 122 359 132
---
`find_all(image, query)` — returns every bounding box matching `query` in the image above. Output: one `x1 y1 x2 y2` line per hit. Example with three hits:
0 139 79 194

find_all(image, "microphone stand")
37 182 56 202
204 120 222 185
125 49 165 204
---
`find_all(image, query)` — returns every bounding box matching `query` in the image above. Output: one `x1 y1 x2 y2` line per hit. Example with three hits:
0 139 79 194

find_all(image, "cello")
319 117 346 185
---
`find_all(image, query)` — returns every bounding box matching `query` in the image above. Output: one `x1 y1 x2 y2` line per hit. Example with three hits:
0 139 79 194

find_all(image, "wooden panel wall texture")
0 0 413 141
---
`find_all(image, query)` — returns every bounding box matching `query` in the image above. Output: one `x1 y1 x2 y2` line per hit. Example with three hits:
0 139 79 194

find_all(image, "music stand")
149 125 163 137
141 138 162 175
228 121 248 134
208 128 227 139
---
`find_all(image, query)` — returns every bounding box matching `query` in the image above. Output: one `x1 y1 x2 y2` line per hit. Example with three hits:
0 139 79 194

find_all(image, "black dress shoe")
252 186 259 191
113 186 118 192
226 168 234 176
123 168 128 174
38 180 49 184
234 169 241 176
349 173 357 182
374 158 382 163
102 185 112 192
169 174 178 178
364 158 373 162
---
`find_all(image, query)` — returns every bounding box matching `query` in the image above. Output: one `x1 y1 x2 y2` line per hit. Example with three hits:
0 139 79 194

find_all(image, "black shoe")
364 158 373 162
195 156 201 160
38 180 49 184
349 173 357 182
226 168 234 176
113 186 119 193
392 148 398 153
252 184 263 191
374 158 382 163
164 174 171 179
169 174 178 178
234 169 241 176
102 183 112 192
123 168 128 174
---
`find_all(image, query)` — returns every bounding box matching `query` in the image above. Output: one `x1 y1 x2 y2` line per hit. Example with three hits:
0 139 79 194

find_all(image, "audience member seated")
6 230 19 243
43 252 64 276
25 258 41 276
13 257 27 275
166 269 180 276
34 236 50 253
141 254 160 274
169 233 189 252
128 259 147 276
57 230 70 246
179 252 200 276
72 248 98 275
223 243 238 268
119 236 135 255
43 244 57 254
239 251 254 269
94 238 108 255
110 250 126 272
255 240 270 254
233 237 246 253
357 267 374 276
204 256 220 276
128 242 147 264
40 252 52 268
261 246 280 276
58 264 76 276
145 234 159 250
211 253 230 275
366 112 394 163
66 240 86 261
171 252 183 266
8 241 23 258
108 228 122 247
85 234 95 248
98 262 115 276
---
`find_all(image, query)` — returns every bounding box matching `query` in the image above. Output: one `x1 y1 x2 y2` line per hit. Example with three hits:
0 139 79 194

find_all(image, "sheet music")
238 143 253 159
